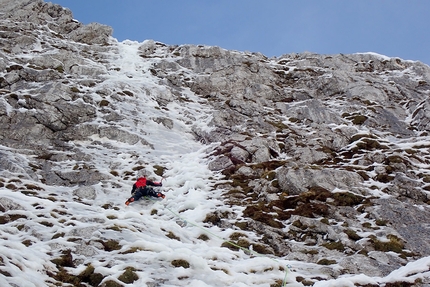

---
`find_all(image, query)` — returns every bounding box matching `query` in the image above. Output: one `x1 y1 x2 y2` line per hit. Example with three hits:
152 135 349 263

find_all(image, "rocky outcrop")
144 35 430 278
1 0 430 284
0 0 112 45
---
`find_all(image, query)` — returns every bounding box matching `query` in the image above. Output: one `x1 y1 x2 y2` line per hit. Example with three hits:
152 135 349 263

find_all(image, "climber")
125 170 164 205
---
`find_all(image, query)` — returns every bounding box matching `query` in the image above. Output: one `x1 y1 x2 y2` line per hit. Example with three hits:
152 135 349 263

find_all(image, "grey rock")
230 146 251 163
67 226 99 238
0 197 24 211
68 22 113 45
1 0 430 284
98 126 141 145
208 155 234 171
277 167 364 195
372 197 430 256
73 186 97 200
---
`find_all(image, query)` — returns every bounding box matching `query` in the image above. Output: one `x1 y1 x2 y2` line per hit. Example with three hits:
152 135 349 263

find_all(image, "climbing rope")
146 196 291 286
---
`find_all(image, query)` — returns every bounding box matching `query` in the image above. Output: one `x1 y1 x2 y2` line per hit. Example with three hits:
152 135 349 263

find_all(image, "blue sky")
51 0 430 66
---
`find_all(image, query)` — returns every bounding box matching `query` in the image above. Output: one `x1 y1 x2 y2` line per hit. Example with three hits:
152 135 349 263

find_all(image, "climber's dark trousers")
131 187 157 201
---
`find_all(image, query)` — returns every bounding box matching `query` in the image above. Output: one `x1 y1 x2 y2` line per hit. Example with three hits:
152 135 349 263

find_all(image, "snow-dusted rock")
1 0 430 285
73 186 97 200
277 167 364 195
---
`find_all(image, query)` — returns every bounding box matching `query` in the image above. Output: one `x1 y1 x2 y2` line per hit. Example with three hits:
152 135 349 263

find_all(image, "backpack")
135 177 147 188
131 177 147 194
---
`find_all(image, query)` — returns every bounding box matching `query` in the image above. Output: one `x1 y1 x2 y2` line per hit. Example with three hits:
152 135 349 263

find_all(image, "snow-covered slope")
1 1 430 286
0 38 292 287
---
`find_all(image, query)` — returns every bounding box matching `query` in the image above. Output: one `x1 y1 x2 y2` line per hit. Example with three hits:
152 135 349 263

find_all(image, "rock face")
1 0 430 285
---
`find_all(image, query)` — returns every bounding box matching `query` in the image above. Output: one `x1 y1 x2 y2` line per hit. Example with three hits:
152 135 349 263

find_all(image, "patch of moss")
243 205 284 228
386 155 405 164
107 225 122 232
356 138 388 151
21 190 37 196
99 99 110 107
295 186 332 204
352 115 368 125
362 222 372 229
229 232 247 241
269 186 333 220
372 234 404 253
52 232 65 239
8 214 28 222
345 229 362 241
203 211 230 226
350 134 374 143
317 258 337 265
221 238 251 252
110 170 119 176
288 116 302 123
271 180 279 188
230 176 252 193
48 268 81 286
262 170 276 181
0 269 11 277
384 281 415 287
46 196 57 202
375 219 388 226
0 216 8 224
100 239 122 251
55 65 64 73
198 234 210 241
166 231 180 241
39 221 54 227
51 249 74 268
24 184 44 190
70 86 81 93
331 192 364 206
235 221 248 230
101 280 122 287
300 249 319 255
252 243 274 255
118 267 139 284
356 170 370 180
132 165 146 172
270 279 287 287
422 175 430 183
78 264 104 286
22 239 32 247
291 202 330 219
292 220 307 230
123 90 134 97
153 165 166 176
375 173 395 183
322 241 345 252
5 183 17 190
251 160 287 172
267 120 289 131
320 218 329 225
172 259 190 269
102 203 112 209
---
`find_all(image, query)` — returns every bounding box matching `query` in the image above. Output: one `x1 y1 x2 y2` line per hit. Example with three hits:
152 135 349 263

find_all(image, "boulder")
277 167 364 195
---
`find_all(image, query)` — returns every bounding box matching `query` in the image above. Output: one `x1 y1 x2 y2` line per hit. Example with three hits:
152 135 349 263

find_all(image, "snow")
1 39 430 286
314 256 430 287
355 52 392 62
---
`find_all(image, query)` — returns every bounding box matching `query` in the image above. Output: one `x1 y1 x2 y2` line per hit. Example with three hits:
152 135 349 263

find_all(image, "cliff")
1 0 430 286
